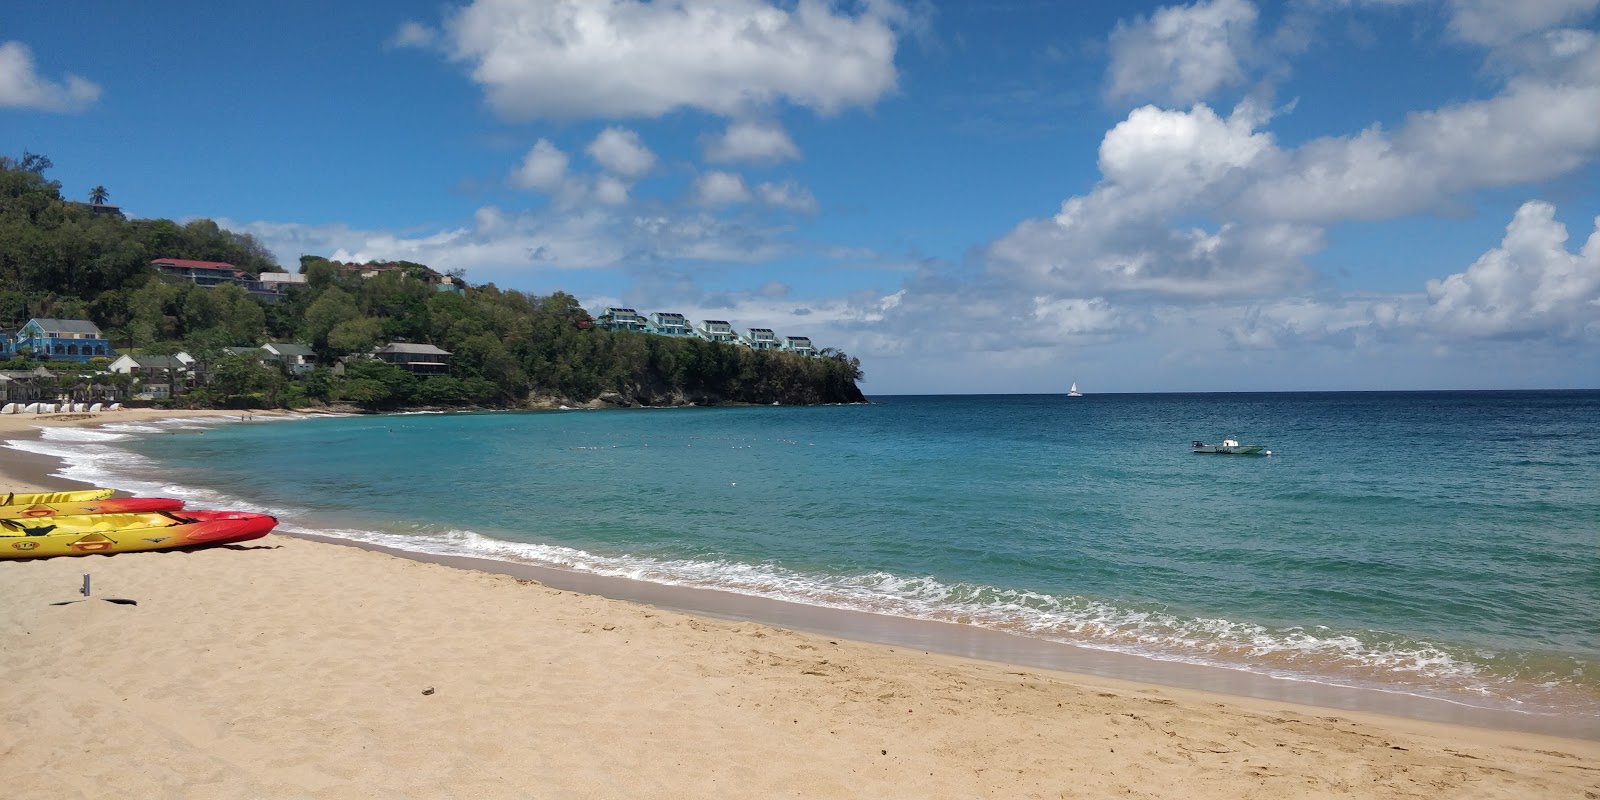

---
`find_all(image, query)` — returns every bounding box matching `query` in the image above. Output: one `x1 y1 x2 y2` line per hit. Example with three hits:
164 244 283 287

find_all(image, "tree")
89 186 109 205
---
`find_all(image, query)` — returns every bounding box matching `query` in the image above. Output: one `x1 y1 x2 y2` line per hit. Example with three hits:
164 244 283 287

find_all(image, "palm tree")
89 185 109 205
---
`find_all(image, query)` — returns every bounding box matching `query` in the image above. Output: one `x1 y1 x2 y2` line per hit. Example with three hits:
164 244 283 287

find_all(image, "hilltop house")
647 312 692 336
151 258 289 303
11 319 114 363
257 272 309 292
595 308 648 333
152 258 250 286
783 336 816 357
372 342 451 376
742 328 780 350
696 320 739 344
579 306 822 357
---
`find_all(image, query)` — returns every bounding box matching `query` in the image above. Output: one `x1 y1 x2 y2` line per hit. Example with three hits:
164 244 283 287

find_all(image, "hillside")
0 153 866 409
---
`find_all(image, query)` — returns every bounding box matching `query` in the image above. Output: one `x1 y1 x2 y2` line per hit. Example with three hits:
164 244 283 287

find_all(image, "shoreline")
3 410 1598 797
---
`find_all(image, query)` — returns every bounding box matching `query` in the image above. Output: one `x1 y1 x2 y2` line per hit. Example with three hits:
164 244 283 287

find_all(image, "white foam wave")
252 516 1534 707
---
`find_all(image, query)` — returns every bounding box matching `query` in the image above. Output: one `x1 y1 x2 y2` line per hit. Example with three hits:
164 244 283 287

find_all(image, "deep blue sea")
13 392 1599 719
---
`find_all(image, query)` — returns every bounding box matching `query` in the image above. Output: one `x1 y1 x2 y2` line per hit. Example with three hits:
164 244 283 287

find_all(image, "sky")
5 0 1599 394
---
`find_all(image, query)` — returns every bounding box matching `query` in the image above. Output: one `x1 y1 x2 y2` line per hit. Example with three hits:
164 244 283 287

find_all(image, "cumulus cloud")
509 139 570 191
704 120 802 163
440 0 903 120
389 21 437 49
1446 0 1599 47
1241 41 1600 221
219 196 798 286
0 41 101 111
990 26 1600 306
755 180 818 213
1426 201 1600 338
692 171 752 207
1105 0 1259 104
987 101 1320 299
586 127 656 178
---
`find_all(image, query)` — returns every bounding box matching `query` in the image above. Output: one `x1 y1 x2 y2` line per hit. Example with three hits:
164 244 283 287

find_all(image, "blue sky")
5 0 1599 393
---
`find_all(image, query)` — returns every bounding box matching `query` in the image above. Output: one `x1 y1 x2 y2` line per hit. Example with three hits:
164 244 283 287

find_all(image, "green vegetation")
0 153 865 410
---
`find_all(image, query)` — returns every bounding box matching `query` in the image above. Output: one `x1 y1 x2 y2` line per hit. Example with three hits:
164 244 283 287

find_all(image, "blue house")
13 318 115 363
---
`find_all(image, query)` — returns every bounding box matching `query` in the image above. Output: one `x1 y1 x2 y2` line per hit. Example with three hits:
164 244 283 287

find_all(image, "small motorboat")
1192 438 1270 456
0 510 278 559
0 496 186 520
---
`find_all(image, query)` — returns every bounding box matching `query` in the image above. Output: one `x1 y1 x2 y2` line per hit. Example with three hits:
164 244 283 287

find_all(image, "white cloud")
1425 201 1600 338
691 171 752 207
987 102 1319 299
389 21 437 49
441 0 903 120
510 139 570 191
1105 0 1259 104
1241 45 1600 221
586 127 656 178
756 180 818 213
0 41 101 112
218 199 796 284
592 175 632 206
1446 0 1599 47
704 120 802 163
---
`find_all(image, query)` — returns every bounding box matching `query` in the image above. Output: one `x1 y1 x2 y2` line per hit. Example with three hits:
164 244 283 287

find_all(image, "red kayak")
0 497 187 521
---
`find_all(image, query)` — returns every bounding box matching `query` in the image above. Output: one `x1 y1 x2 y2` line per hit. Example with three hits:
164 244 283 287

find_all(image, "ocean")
11 392 1599 729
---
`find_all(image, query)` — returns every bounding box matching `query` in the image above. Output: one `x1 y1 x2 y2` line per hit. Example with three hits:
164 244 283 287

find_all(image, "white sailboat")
1067 381 1082 397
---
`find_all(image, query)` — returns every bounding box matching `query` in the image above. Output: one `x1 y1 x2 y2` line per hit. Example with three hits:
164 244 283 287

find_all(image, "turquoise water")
16 392 1600 717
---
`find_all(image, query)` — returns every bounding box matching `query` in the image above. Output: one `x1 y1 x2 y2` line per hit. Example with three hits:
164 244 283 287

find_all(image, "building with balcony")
696 320 739 344
12 319 114 363
647 312 692 336
594 307 648 333
261 343 318 376
742 328 780 350
372 342 452 376
783 336 817 357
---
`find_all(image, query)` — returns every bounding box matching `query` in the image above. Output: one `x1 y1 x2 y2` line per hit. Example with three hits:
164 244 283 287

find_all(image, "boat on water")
0 510 277 559
0 496 186 520
1192 438 1270 456
1067 382 1082 397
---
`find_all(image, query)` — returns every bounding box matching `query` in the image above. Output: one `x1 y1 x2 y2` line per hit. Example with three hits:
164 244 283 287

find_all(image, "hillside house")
372 342 451 376
595 308 648 333
12 319 114 363
261 342 318 376
696 320 739 344
648 312 692 336
783 336 816 357
742 328 780 350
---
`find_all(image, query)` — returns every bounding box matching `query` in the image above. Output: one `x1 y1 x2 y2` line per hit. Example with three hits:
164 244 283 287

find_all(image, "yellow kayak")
2 489 115 505
1 510 278 559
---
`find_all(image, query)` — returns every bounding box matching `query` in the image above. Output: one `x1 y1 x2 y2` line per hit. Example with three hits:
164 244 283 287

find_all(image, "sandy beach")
2 411 1596 798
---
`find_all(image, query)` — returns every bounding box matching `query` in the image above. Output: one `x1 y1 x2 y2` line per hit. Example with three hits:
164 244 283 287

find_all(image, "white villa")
588 308 824 356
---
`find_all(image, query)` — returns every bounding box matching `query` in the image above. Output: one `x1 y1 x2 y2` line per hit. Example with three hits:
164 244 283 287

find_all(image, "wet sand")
2 410 1597 798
